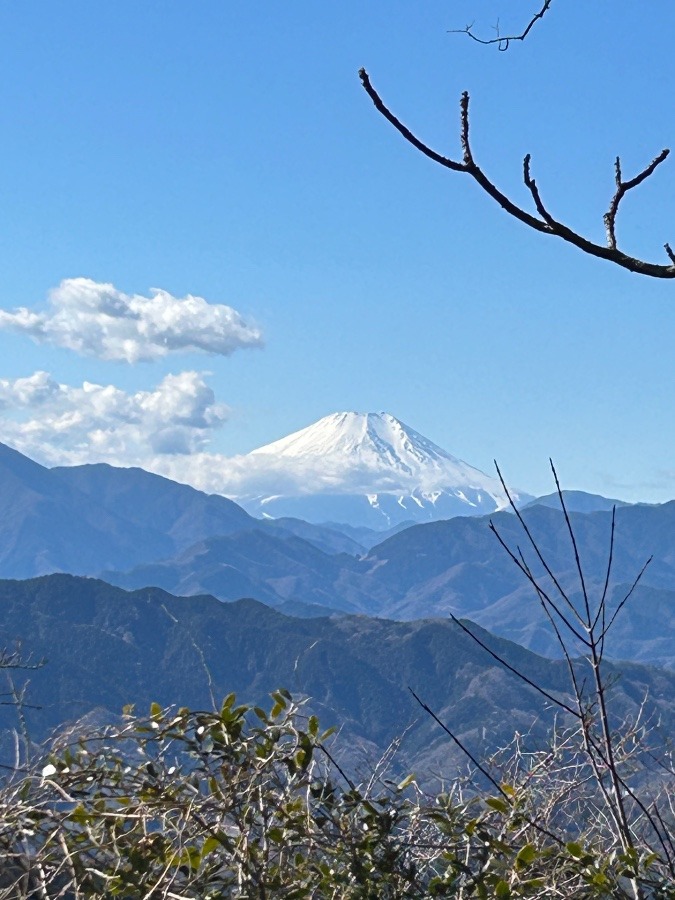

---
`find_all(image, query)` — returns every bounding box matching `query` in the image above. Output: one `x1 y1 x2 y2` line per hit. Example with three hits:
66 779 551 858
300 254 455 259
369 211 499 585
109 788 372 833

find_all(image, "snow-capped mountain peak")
252 412 446 464
252 412 475 480
232 411 531 528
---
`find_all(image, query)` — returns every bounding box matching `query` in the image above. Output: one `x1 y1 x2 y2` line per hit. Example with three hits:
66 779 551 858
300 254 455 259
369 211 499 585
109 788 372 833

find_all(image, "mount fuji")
226 412 532 529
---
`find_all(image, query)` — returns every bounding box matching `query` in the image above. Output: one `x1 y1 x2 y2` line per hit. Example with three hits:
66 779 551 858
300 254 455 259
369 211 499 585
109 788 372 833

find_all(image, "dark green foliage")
1 695 672 898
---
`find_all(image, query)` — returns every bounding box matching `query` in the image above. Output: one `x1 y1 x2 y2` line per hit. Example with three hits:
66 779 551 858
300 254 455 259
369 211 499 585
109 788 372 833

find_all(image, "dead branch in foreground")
359 68 675 278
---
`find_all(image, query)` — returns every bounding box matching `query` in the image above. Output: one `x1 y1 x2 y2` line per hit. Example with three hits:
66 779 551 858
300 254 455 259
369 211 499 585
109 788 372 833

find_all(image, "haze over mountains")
1 418 674 782
0 431 673 668
1 574 673 779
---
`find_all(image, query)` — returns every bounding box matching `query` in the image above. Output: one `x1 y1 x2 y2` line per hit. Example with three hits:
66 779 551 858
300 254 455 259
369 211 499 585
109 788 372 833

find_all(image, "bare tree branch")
449 614 581 719
604 151 670 250
358 68 675 278
450 0 555 51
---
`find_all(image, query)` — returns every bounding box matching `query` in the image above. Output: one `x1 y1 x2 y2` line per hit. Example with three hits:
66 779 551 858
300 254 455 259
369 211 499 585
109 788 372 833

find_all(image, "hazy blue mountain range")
0 439 671 666
52 461 255 553
108 501 675 667
1 574 673 780
523 490 631 514
0 443 171 577
0 442 366 575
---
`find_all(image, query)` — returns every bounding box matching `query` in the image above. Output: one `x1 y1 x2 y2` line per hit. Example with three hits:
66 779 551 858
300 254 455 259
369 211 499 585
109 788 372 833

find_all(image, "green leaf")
485 797 509 814
515 843 538 867
495 882 511 899
68 804 90 826
201 836 221 857
150 701 162 719
521 878 545 890
221 693 236 713
566 841 584 858
267 827 285 843
271 690 288 711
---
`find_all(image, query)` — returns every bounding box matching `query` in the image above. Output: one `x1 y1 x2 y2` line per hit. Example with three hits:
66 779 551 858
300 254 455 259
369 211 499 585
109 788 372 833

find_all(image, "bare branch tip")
361 58 675 277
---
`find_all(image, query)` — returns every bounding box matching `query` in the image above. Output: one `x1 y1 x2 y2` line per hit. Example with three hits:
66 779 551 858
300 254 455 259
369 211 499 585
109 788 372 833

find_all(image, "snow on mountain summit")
251 412 452 470
223 412 531 529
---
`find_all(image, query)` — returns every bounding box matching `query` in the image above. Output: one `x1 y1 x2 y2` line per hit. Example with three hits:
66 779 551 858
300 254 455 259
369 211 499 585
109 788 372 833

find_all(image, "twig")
449 614 580 719
449 0 555 51
605 151 670 250
409 688 564 846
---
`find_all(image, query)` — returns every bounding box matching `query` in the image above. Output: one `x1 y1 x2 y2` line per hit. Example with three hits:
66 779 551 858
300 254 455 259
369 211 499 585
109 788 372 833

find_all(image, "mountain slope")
0 443 171 577
105 529 378 613
0 442 368 580
109 501 675 666
525 490 631 514
229 411 531 527
1 574 673 780
52 462 255 554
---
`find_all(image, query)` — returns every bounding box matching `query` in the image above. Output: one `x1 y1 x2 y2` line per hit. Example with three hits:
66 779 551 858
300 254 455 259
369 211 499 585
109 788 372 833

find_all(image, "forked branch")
450 0 555 51
359 69 675 278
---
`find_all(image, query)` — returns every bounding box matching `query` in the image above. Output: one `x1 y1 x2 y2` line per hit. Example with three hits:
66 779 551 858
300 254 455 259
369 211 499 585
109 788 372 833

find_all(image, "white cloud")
0 370 229 466
152 451 325 497
0 278 263 363
0 371 423 497
0 371 353 499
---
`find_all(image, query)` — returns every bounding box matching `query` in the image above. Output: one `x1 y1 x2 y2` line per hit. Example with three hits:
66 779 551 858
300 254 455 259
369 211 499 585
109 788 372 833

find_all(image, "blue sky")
1 1 675 501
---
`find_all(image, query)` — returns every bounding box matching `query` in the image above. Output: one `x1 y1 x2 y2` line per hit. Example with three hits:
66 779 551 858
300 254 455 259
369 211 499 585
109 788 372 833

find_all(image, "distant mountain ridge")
0 437 671 669
229 411 532 527
108 500 675 668
1 573 673 780
0 442 171 577
0 438 374 576
524 490 631 514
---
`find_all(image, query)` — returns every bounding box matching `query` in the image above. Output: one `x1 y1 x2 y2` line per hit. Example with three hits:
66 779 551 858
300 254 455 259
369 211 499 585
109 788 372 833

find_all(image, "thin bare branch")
493 461 589 630
550 460 591 629
408 687 506 797
450 614 581 719
459 91 473 166
594 506 616 636
449 0 555 51
489 520 591 647
358 69 675 278
604 150 670 250
516 547 587 706
600 556 653 645
523 154 555 225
